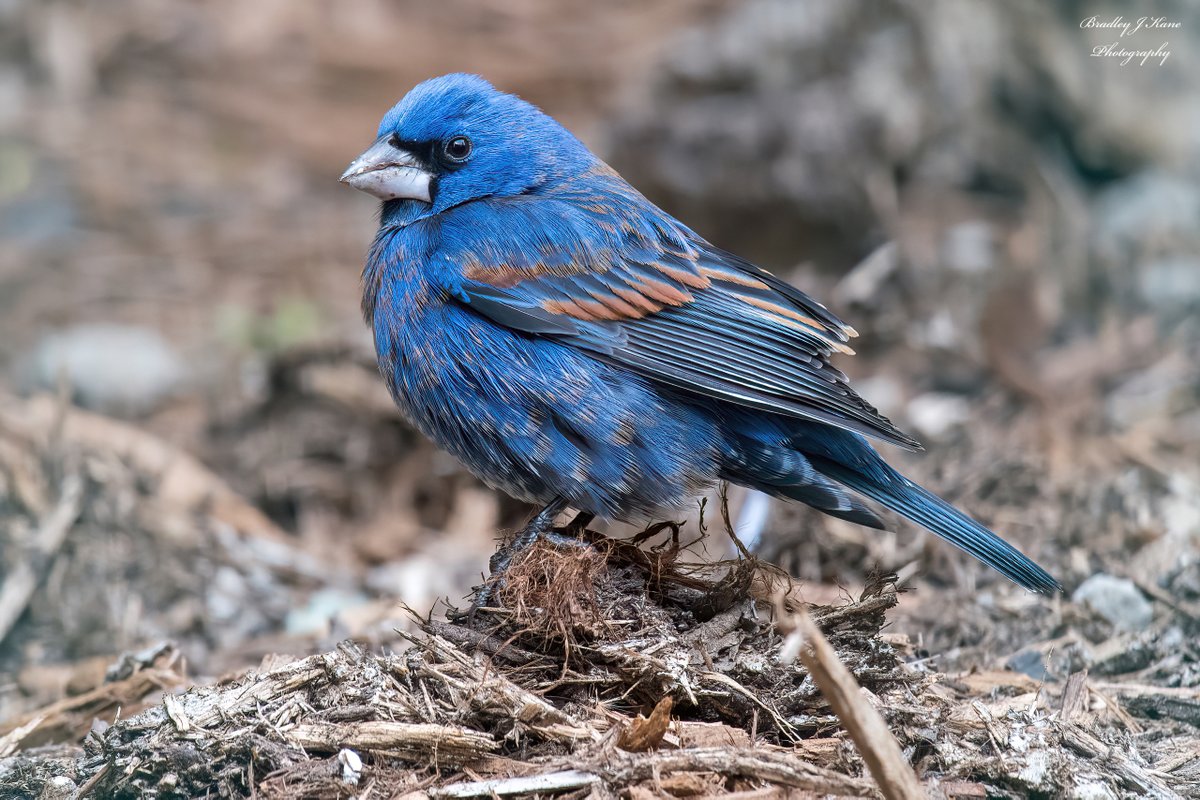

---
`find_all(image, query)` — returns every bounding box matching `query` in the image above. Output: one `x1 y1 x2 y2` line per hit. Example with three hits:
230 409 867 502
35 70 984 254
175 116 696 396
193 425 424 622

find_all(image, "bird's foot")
558 510 595 542
454 498 583 623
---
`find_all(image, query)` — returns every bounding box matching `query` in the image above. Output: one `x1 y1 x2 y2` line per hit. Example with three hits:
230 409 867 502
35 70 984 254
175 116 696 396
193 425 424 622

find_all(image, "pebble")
906 392 970 439
338 748 363 785
1071 574 1153 632
39 775 78 799
20 323 184 415
284 588 370 637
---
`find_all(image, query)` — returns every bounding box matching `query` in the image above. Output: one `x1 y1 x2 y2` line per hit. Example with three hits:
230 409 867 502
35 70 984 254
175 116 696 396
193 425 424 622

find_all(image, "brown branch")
790 608 923 800
289 720 498 763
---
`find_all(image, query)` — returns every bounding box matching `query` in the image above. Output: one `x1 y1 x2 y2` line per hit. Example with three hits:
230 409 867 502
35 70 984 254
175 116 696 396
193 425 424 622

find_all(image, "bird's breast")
363 238 724 518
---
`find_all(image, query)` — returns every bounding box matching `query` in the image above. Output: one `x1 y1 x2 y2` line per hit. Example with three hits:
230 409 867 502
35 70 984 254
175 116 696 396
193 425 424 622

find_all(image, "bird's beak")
339 139 433 202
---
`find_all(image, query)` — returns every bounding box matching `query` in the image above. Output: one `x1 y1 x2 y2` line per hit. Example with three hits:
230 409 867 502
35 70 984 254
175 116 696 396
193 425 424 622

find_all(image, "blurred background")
2 0 1199 719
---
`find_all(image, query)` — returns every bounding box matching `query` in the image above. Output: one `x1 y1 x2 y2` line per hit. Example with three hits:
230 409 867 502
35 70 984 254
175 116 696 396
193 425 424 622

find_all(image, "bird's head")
341 74 594 217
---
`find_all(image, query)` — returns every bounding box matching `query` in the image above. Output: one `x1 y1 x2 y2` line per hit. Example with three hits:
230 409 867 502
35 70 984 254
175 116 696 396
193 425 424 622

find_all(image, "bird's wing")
442 175 921 451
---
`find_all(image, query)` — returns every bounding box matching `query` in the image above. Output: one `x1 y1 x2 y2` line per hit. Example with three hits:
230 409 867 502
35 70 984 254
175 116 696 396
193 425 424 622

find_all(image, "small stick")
289 720 497 762
790 608 924 800
430 770 599 798
74 762 110 798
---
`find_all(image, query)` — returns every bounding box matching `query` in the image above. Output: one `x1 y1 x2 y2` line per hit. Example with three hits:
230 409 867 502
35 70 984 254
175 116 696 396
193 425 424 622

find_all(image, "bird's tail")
810 457 1061 594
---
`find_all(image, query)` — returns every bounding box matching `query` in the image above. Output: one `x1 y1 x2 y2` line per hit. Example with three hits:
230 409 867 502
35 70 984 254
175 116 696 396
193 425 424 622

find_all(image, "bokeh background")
2 0 1199 719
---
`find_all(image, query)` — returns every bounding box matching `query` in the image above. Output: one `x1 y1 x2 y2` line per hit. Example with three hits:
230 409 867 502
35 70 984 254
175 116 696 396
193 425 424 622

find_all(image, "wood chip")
289 720 498 762
617 696 674 752
1060 670 1089 723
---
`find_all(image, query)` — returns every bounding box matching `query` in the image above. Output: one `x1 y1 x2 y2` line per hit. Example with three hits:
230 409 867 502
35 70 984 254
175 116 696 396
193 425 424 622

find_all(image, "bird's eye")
443 136 472 163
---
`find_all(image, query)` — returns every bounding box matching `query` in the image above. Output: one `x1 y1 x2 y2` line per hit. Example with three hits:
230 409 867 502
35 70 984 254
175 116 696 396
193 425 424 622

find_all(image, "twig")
289 720 497 762
430 770 599 798
789 608 923 800
434 746 874 798
2 395 291 545
970 702 1002 754
400 632 599 742
0 663 181 750
699 673 800 743
718 484 753 559
73 762 109 799
0 715 46 759
424 620 545 666
1132 577 1200 621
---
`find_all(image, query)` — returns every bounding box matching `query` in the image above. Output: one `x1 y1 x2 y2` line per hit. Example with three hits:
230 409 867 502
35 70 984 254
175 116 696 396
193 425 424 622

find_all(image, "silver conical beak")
340 139 432 202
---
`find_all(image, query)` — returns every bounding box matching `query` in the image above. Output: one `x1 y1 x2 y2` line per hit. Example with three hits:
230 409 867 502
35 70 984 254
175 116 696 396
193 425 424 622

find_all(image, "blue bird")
341 74 1060 595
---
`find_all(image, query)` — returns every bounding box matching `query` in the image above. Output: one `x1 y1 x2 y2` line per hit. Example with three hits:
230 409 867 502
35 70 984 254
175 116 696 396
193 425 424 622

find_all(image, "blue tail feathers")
809 457 1061 594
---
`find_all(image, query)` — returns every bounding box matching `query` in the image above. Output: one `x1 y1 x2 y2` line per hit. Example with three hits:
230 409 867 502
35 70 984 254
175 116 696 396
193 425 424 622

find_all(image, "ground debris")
439 526 910 743
4 525 1199 798
0 392 348 699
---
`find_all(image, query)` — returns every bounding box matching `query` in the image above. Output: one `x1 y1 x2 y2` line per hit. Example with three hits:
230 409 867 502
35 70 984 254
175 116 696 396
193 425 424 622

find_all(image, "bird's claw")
454 502 594 623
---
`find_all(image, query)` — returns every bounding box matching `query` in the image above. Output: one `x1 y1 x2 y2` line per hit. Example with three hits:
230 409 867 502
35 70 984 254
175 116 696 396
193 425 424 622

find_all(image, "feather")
445 174 920 451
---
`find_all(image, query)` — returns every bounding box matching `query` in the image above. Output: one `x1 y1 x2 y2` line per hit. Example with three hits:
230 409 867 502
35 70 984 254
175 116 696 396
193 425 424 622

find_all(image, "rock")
365 548 482 614
1138 257 1200 312
39 775 77 800
941 221 995 274
284 588 371 637
337 748 363 786
1090 171 1200 318
906 392 970 439
19 323 184 415
1006 648 1053 681
0 151 77 243
1092 172 1200 250
606 0 1200 268
1104 352 1193 430
1072 574 1154 632
851 375 904 421
606 0 939 254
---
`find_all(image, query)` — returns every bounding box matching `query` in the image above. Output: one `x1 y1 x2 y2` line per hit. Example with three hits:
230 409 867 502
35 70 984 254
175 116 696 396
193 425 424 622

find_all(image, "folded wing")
442 169 921 451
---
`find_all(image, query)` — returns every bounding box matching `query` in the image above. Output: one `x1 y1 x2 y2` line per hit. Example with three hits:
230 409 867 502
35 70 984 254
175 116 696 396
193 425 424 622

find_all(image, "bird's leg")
492 497 571 572
535 510 597 551
467 497 570 616
561 511 595 538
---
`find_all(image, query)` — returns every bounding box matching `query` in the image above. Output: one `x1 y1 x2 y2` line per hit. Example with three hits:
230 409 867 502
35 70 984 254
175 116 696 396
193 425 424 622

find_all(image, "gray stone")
1005 648 1052 681
39 775 78 800
1071 574 1154 632
19 323 184 415
1092 172 1200 254
941 221 995 274
1139 257 1200 311
906 392 970 439
284 588 370 637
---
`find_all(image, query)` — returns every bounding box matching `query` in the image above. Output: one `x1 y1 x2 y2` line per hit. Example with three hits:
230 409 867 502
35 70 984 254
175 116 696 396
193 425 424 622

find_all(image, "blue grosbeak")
341 74 1059 594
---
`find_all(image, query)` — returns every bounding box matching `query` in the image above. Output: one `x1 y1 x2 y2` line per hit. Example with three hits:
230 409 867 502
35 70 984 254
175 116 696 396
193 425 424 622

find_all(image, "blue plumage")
342 73 1060 594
